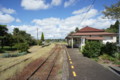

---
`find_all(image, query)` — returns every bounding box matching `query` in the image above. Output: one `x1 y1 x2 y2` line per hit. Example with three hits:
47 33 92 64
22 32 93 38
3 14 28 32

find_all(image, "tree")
15 42 29 52
101 42 117 56
13 28 19 36
4 33 14 49
0 25 8 49
106 20 119 33
103 1 120 44
41 32 45 41
102 1 120 19
75 27 79 32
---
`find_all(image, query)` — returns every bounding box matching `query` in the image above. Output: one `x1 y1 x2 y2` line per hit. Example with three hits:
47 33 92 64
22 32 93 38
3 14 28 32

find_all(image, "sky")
0 0 118 39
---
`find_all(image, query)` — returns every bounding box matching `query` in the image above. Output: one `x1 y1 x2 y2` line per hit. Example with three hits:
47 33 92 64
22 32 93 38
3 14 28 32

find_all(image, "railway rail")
10 44 62 80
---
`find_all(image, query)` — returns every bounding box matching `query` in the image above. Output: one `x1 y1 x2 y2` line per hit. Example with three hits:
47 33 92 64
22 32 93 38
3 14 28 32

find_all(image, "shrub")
2 52 28 58
83 41 103 58
113 52 120 60
99 54 115 61
39 40 43 45
101 42 117 56
2 53 11 58
15 43 29 52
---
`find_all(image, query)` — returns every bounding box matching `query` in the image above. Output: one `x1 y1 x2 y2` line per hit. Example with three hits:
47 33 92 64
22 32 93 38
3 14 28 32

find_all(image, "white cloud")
64 0 76 7
9 7 115 39
72 5 92 15
31 8 114 39
1 8 16 14
16 18 21 23
21 0 50 10
51 0 62 6
0 13 15 24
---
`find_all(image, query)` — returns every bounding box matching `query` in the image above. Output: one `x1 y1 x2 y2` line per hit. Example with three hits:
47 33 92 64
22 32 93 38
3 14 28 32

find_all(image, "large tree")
102 1 120 19
0 25 8 48
4 33 14 49
103 1 120 44
106 20 119 33
75 27 79 32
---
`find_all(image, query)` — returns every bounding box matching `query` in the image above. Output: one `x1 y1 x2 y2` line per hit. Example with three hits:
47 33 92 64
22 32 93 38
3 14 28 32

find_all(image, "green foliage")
46 39 50 43
0 25 8 49
39 40 43 45
75 27 79 32
103 1 120 19
91 57 99 62
0 25 8 36
83 41 103 58
101 42 117 56
13 28 36 46
41 32 45 41
99 54 115 61
106 20 119 33
112 52 120 60
114 61 120 65
2 53 11 58
0 25 36 54
15 43 29 52
2 52 28 58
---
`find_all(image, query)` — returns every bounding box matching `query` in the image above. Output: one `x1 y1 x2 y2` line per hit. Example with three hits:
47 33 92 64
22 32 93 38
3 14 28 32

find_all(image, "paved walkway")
67 48 120 80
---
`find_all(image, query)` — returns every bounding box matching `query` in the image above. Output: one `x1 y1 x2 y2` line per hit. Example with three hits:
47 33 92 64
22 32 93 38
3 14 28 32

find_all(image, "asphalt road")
67 48 120 80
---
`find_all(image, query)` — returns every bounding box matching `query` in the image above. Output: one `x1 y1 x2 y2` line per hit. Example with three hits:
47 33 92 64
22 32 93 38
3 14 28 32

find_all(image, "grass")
91 54 120 68
0 44 55 80
91 57 99 62
114 61 120 65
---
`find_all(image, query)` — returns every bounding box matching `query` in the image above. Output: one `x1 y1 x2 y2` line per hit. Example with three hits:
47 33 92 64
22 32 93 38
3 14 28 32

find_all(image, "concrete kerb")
62 46 69 80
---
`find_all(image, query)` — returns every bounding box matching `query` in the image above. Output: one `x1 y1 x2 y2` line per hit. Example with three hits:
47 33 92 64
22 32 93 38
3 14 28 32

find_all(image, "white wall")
102 36 116 44
80 38 85 50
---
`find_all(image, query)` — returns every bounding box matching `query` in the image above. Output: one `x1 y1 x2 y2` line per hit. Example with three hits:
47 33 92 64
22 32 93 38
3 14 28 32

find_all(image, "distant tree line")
0 25 37 52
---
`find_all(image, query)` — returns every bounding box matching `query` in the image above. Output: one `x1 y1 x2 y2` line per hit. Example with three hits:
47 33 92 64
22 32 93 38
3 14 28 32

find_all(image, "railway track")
11 44 62 80
0 45 54 74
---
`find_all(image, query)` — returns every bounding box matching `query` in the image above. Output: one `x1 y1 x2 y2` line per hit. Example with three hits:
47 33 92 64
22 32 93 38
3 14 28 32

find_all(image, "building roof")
77 26 104 33
85 37 104 40
72 32 116 36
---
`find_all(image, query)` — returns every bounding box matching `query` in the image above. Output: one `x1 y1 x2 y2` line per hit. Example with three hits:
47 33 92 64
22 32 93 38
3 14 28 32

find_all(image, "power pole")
37 28 39 45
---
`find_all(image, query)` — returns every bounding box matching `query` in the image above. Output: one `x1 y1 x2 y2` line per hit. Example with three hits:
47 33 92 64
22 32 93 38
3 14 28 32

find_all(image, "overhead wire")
79 0 96 26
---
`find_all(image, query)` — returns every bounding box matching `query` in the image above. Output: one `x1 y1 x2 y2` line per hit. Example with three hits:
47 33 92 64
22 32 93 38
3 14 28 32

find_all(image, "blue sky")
0 0 117 39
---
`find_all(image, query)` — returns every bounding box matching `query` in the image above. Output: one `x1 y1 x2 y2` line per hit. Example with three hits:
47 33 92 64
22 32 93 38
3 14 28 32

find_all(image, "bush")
2 52 28 58
99 54 115 61
113 52 120 60
83 41 103 58
39 40 43 45
15 43 29 52
101 42 117 56
2 53 11 58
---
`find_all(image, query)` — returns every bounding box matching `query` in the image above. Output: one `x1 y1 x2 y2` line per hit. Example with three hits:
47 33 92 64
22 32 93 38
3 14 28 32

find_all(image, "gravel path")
67 48 120 80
